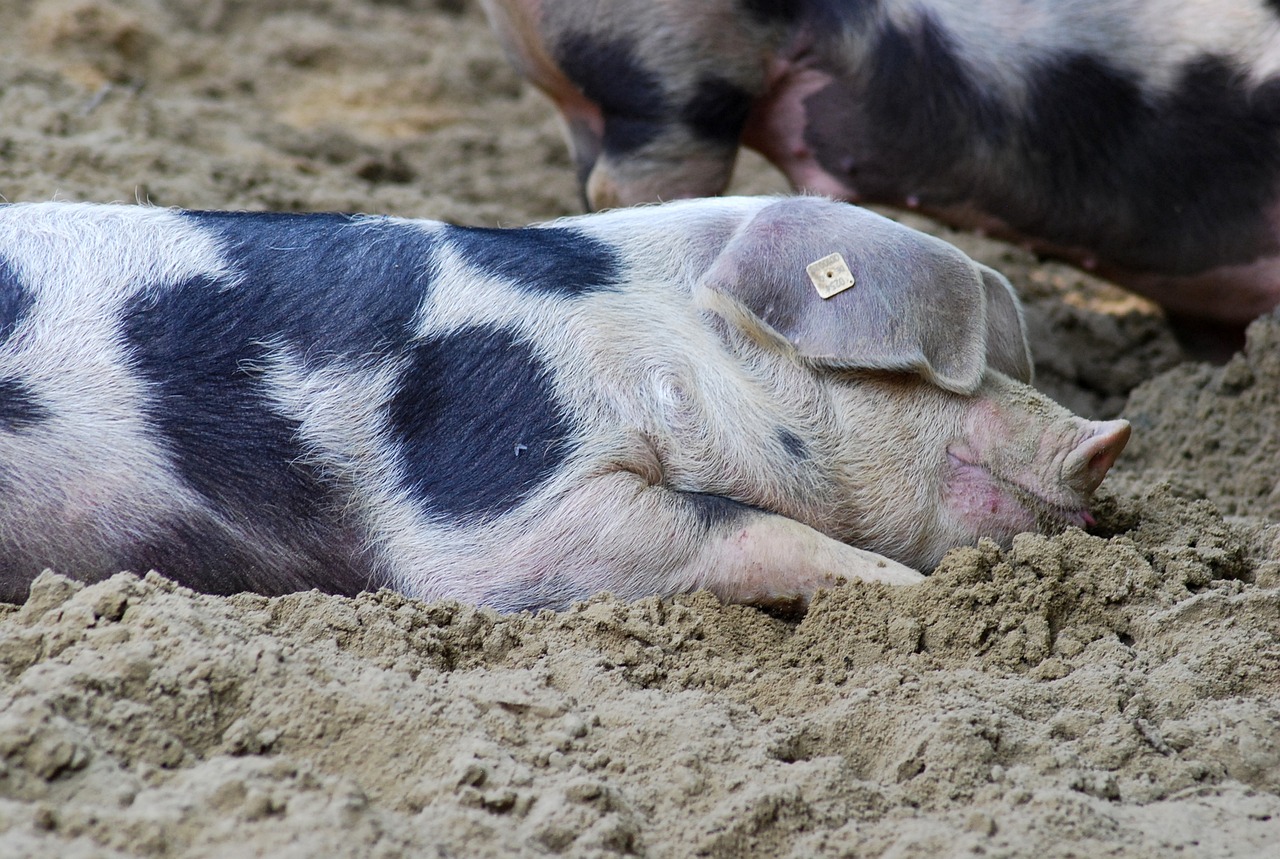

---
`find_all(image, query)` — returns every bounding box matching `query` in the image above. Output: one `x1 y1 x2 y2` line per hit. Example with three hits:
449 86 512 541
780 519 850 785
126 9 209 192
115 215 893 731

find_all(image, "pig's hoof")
842 547 925 586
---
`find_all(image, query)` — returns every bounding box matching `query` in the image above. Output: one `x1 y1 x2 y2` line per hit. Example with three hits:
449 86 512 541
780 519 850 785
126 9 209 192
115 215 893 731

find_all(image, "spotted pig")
481 0 1280 340
0 197 1129 610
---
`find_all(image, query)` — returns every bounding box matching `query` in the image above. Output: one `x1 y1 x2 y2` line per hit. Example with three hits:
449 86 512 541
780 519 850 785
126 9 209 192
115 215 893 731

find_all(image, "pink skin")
942 407 1131 549
945 451 1091 537
741 48 852 200
805 369 1132 575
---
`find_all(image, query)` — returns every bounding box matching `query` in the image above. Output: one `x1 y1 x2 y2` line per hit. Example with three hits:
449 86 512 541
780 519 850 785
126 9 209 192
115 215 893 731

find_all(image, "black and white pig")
480 0 1280 335
0 197 1129 610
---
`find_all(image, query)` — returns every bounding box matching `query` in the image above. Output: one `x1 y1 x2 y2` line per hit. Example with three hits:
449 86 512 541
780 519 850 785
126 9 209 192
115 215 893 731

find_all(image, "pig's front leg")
468 471 922 612
700 512 924 607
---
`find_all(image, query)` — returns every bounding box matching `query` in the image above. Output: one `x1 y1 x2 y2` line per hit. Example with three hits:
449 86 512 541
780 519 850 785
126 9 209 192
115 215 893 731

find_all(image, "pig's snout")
1063 419 1131 496
937 407 1132 568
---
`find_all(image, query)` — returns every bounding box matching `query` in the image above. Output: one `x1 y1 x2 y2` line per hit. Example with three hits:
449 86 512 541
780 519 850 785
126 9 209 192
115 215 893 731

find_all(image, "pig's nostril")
1066 419 1132 494
1088 426 1129 475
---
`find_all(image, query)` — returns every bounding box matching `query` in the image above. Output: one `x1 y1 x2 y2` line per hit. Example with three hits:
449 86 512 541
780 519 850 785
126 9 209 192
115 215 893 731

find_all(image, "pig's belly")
1116 255 1280 324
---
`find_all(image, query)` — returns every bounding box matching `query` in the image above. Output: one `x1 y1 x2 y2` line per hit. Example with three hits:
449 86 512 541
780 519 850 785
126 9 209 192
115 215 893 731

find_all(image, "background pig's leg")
468 472 921 612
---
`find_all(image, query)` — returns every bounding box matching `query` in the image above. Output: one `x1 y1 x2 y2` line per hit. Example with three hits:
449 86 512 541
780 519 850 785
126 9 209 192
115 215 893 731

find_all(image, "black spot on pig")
556 32 669 155
0 377 50 431
129 516 379 598
777 427 808 460
186 211 436 361
389 325 573 521
803 12 1011 203
1014 53 1280 272
806 15 1280 274
121 273 334 522
0 257 42 430
862 13 1009 177
682 76 754 145
0 257 32 345
446 225 622 296
123 211 439 529
686 491 754 530
740 0 804 22
742 0 862 26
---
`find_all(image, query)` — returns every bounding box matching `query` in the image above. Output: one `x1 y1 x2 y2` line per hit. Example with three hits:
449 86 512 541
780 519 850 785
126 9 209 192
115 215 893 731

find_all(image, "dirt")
0 1 1278 857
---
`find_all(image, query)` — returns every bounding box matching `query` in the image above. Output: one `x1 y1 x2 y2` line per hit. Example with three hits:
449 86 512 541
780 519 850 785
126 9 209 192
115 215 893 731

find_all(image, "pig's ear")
697 198 1025 395
976 264 1034 384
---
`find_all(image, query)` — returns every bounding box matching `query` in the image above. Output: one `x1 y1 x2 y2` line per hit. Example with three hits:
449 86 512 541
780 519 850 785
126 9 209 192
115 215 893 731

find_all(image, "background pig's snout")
1063 419 1132 495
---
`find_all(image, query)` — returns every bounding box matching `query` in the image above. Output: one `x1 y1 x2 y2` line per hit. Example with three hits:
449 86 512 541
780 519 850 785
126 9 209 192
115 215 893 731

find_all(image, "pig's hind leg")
475 471 922 612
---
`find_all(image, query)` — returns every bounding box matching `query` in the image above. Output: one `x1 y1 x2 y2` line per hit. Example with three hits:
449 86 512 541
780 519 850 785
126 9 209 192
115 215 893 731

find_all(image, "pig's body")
0 198 1128 609
480 0 1280 327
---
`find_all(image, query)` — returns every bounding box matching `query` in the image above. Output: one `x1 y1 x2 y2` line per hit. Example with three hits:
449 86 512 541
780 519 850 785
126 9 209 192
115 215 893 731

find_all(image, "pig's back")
0 204 631 600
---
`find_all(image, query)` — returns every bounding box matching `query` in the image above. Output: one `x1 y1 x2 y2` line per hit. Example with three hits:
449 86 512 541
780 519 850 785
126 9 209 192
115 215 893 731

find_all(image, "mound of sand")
1 2 1277 857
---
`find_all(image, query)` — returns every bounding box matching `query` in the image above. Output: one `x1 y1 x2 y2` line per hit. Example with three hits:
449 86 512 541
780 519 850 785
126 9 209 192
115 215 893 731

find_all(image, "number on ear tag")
806 253 855 299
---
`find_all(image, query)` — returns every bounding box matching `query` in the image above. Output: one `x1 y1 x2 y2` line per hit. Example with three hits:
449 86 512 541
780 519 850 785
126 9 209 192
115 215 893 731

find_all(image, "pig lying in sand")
481 0 1280 338
0 197 1129 610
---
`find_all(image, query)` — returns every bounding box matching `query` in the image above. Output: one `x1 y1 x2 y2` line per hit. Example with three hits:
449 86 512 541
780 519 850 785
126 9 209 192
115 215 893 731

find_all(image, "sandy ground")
0 1 1278 857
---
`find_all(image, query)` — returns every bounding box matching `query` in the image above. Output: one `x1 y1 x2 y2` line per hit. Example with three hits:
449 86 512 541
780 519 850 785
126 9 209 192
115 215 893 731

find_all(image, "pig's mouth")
944 450 1095 533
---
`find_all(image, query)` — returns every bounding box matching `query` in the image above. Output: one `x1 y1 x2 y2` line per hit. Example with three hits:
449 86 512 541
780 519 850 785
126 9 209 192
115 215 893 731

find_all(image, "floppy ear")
696 198 1030 394
977 263 1033 384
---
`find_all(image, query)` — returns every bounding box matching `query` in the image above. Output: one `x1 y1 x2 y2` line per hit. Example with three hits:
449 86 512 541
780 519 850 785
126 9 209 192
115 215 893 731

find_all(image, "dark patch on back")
682 75 754 145
122 273 334 520
388 325 574 521
0 257 32 346
445 224 622 296
122 211 437 530
777 427 808 460
805 12 1280 274
856 13 1010 189
184 211 437 360
1267 0 1280 18
685 491 754 530
120 262 386 597
556 31 669 155
0 377 50 431
1009 53 1280 271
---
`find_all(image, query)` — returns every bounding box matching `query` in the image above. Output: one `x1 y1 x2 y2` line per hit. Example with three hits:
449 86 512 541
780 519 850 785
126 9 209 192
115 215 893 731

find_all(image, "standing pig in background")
480 0 1280 337
0 197 1129 610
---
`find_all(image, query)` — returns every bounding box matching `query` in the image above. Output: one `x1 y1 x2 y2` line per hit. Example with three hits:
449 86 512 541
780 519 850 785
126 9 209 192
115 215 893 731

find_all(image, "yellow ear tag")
806 253 855 299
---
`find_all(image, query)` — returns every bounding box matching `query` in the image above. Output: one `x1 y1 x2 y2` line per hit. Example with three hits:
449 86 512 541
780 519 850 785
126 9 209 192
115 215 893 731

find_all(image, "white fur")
0 205 231 570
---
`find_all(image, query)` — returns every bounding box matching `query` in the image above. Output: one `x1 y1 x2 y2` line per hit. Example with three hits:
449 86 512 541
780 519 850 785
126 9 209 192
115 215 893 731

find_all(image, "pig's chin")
940 450 1095 549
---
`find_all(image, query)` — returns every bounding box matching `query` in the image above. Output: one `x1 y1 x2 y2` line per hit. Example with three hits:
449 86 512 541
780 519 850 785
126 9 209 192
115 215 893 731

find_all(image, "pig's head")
478 0 764 211
816 368 1131 571
696 197 1130 570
